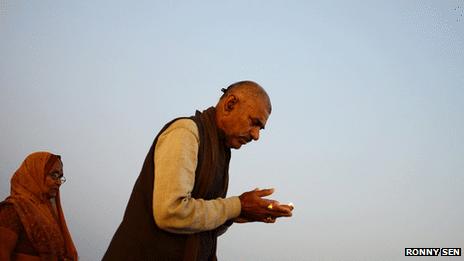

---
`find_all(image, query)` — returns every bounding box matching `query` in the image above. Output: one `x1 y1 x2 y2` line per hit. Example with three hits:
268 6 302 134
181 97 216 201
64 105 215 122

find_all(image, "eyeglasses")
49 172 66 184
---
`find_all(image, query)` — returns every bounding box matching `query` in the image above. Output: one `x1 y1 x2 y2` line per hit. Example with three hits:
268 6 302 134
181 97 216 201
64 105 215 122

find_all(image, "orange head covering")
6 152 78 260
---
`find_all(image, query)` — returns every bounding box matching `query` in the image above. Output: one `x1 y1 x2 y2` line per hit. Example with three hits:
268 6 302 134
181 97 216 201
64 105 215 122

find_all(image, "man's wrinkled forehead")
247 99 271 126
258 106 271 127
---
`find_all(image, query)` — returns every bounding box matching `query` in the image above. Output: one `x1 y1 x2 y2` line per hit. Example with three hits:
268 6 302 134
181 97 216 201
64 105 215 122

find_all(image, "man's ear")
224 95 238 112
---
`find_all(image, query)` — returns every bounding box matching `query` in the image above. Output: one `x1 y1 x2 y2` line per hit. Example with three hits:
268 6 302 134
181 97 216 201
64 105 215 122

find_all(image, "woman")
0 152 78 261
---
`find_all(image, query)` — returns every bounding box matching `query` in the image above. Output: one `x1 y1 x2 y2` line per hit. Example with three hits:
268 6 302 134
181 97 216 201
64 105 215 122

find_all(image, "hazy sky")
1 1 463 260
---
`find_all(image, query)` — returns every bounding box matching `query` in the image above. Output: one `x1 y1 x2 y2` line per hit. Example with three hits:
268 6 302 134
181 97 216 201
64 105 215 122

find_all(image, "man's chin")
234 140 248 149
232 144 242 149
226 141 243 150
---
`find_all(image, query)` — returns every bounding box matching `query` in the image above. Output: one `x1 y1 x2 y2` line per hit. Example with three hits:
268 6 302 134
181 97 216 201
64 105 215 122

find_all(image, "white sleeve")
153 119 241 234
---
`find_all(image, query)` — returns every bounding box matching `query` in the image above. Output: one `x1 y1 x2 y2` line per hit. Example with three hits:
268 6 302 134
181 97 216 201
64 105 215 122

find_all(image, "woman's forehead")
50 160 63 170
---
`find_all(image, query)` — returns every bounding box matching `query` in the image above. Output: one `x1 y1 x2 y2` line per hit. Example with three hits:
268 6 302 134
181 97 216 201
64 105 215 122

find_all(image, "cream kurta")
153 119 241 234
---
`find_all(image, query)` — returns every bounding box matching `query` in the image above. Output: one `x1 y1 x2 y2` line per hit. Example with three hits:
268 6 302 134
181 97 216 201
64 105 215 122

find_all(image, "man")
103 81 293 261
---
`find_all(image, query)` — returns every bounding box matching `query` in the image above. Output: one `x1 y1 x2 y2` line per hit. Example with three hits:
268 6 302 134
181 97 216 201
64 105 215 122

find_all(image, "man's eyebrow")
252 118 265 130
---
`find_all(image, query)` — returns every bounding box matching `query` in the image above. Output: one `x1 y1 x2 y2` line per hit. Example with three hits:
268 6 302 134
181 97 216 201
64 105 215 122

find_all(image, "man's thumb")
256 188 274 197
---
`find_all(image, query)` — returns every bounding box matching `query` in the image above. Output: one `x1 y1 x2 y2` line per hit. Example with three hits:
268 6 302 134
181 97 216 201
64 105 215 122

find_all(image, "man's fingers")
255 188 274 197
277 204 293 212
263 216 276 223
268 204 293 216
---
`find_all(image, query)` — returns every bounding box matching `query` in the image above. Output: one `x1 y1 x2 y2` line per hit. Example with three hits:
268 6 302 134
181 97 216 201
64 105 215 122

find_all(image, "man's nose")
250 128 260 141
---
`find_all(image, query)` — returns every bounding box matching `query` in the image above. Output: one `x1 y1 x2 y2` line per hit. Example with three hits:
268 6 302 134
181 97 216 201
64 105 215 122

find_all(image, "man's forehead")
249 101 270 123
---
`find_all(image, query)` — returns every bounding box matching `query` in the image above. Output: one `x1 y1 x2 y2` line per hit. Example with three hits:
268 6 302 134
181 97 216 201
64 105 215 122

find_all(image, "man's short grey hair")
220 80 272 112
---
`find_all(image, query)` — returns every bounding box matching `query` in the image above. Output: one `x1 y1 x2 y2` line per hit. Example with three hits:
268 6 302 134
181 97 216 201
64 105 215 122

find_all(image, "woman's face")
44 160 64 198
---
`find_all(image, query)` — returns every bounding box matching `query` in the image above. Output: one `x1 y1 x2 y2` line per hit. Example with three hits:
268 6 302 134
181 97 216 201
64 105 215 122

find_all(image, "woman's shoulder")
0 201 22 232
0 201 16 214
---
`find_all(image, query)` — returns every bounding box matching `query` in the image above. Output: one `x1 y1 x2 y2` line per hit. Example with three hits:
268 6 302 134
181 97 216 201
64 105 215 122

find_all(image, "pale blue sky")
1 1 463 260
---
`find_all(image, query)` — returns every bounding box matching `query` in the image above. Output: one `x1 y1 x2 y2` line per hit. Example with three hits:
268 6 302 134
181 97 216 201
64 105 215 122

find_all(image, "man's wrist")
225 196 241 219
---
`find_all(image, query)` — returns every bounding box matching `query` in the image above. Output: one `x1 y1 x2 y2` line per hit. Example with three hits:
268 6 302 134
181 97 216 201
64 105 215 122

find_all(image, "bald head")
215 81 272 149
218 81 272 113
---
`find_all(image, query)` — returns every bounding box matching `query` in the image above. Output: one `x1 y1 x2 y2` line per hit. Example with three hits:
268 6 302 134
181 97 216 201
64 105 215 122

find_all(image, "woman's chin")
48 189 58 198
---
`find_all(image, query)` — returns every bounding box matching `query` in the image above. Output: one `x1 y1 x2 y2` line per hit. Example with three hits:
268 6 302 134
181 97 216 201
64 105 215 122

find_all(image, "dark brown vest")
103 107 231 261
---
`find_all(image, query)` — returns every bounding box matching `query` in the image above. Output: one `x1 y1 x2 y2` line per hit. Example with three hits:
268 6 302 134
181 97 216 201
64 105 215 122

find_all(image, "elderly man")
103 81 293 261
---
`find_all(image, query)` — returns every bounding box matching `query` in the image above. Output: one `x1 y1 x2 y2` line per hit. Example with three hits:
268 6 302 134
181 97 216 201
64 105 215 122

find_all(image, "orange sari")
3 152 78 261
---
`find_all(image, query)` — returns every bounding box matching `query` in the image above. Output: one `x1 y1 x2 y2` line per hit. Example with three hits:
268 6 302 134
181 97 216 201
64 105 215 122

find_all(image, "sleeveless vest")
103 107 231 261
